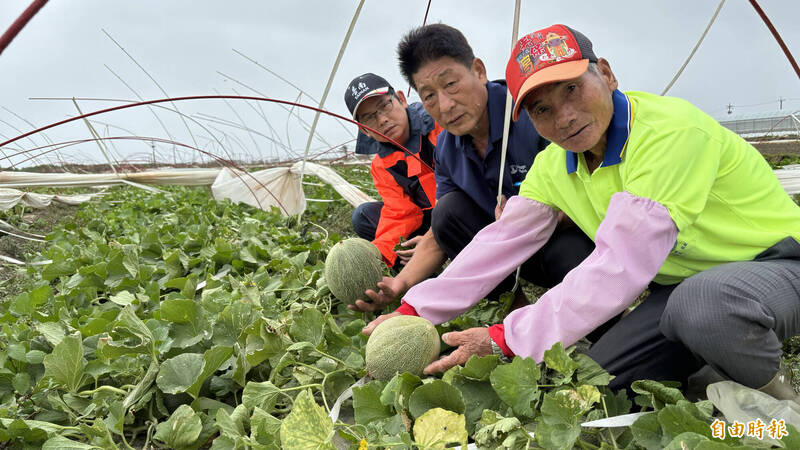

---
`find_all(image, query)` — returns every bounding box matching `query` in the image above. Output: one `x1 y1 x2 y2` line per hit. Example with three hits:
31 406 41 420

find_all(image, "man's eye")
536 106 549 116
567 84 577 93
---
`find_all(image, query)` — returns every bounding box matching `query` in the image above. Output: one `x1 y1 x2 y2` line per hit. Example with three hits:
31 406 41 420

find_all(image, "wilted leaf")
412 408 468 449
279 389 335 450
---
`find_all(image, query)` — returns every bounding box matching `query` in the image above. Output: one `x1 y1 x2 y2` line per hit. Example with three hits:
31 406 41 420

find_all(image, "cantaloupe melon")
324 237 382 305
365 315 441 380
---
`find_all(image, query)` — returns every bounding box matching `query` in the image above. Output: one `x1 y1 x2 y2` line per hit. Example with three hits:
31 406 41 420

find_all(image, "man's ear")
395 89 409 108
471 58 488 83
596 58 618 91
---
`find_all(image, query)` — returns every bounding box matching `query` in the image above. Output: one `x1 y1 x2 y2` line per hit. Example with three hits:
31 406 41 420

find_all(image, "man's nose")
554 104 576 130
438 91 456 112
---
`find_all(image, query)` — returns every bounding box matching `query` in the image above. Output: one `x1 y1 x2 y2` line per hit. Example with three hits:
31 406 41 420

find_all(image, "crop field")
0 165 799 450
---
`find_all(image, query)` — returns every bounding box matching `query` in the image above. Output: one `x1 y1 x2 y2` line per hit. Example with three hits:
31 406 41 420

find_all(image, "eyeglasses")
358 95 395 128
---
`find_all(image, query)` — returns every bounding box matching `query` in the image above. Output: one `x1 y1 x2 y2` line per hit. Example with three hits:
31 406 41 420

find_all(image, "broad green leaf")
657 401 713 441
153 404 203 449
574 353 614 386
663 432 713 450
160 298 198 324
109 290 135 306
408 380 465 419
542 342 577 383
42 435 101 449
216 406 246 439
450 375 503 434
156 353 205 394
242 381 281 411
353 382 393 425
412 408 468 449
37 321 66 346
380 372 422 411
279 389 335 450
11 284 52 315
489 356 540 417
12 373 30 394
186 345 233 399
602 387 632 418
251 407 281 448
535 391 582 450
289 308 325 346
101 306 154 358
122 244 139 278
630 412 665 450
43 334 87 393
460 354 500 381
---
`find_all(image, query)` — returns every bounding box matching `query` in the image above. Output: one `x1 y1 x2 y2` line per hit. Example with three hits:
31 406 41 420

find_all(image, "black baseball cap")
344 73 394 118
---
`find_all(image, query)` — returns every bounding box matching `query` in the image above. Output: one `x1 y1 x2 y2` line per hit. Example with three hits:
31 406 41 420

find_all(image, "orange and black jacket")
355 102 443 267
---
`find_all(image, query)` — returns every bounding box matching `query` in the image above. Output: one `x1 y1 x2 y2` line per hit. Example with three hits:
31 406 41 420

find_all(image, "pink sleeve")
403 195 557 324
503 191 678 362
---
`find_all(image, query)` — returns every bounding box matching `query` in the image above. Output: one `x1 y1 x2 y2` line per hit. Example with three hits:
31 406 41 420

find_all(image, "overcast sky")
0 0 798 167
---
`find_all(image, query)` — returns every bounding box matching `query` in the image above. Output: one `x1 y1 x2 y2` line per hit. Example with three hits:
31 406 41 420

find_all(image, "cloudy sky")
0 0 798 167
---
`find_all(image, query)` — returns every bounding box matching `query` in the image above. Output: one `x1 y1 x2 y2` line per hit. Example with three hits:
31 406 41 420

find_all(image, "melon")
324 237 383 305
365 315 441 381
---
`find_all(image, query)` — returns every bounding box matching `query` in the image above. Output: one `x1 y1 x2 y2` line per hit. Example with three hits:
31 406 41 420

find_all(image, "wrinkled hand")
395 235 423 266
423 327 493 374
348 276 408 312
495 195 508 220
361 311 402 336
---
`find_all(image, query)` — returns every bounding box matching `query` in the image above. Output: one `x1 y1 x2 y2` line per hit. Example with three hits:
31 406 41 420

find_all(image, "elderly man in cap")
345 73 443 273
367 24 800 398
356 23 594 314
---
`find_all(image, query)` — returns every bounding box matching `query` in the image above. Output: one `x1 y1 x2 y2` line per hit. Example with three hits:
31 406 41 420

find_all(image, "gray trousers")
588 237 800 392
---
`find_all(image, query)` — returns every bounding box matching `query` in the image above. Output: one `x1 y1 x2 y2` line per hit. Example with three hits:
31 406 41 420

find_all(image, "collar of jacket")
354 102 435 158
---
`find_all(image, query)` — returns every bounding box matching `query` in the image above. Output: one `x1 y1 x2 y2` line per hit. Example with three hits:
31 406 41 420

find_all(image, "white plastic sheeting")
0 169 221 187
210 161 374 216
0 188 102 211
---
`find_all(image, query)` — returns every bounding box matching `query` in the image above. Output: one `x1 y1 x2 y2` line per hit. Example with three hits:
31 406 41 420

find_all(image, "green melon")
365 315 441 381
324 237 383 305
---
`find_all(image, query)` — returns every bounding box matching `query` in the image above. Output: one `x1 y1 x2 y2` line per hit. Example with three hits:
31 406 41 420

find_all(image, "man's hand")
362 311 402 335
423 327 493 374
495 195 508 220
395 235 424 266
348 276 409 312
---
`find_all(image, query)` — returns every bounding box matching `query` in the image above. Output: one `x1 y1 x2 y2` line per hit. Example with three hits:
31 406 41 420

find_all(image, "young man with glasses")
344 73 443 274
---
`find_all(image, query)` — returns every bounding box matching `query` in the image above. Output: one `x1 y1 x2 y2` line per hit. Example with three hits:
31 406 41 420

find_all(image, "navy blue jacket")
433 81 548 216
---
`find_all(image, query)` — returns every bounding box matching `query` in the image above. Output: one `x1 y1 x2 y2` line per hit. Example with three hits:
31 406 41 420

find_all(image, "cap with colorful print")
506 24 597 120
344 73 394 118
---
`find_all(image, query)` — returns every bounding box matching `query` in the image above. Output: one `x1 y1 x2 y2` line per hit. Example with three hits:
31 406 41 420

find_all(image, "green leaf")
109 290 136 306
186 346 233 399
602 387 632 418
279 389 335 450
153 404 203 449
631 379 685 410
657 401 713 441
101 306 154 358
630 412 665 450
535 390 582 450
489 356 540 417
353 381 394 425
408 380 465 419
574 353 614 386
12 373 30 394
43 333 87 393
460 354 500 381
11 284 52 315
242 381 281 411
156 353 205 394
542 342 577 383
289 308 325 346
42 435 101 449
216 405 247 439
37 321 66 346
450 375 503 434
380 372 422 411
251 407 282 448
412 408 468 449
474 409 532 449
122 244 139 278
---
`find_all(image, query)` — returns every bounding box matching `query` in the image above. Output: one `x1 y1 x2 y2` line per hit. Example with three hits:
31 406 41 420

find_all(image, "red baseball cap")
506 24 597 121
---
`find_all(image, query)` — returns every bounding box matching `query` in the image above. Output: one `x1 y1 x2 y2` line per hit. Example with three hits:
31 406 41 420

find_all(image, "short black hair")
397 23 475 90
